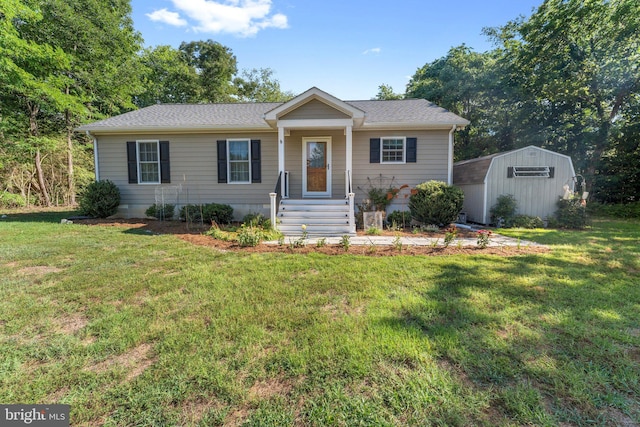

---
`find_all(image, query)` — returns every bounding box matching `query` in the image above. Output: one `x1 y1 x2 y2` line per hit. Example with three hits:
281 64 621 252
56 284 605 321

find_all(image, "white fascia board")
75 125 274 135
277 119 354 128
358 122 468 131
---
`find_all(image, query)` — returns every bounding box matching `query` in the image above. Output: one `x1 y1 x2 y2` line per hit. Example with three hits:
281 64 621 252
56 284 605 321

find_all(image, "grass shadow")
0 209 79 223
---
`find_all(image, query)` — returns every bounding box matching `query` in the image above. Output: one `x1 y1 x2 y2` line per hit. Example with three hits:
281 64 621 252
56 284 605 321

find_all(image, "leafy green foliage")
78 180 120 218
234 68 295 102
242 212 270 228
409 181 464 226
386 210 410 229
490 194 518 226
510 215 544 229
180 203 233 224
145 203 175 220
236 225 263 247
0 192 28 208
553 198 589 229
588 201 640 219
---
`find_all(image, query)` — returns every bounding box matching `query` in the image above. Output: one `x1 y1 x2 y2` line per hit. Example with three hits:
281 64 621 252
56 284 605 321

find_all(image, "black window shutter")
370 138 380 163
127 141 138 183
549 167 555 178
251 139 261 183
217 140 227 183
507 167 514 178
406 137 417 163
159 141 170 183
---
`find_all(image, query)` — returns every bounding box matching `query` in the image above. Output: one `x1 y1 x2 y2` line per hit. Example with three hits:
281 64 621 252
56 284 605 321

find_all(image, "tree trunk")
66 106 76 205
28 101 52 207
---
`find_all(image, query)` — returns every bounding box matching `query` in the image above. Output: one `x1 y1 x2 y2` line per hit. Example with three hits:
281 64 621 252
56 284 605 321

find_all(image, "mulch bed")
74 218 549 257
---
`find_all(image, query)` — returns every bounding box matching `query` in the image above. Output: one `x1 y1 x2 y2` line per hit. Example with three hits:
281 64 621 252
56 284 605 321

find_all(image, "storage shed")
453 145 576 224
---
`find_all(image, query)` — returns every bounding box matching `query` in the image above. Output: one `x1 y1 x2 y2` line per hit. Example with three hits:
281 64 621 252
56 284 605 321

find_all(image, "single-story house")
77 87 469 234
453 145 576 225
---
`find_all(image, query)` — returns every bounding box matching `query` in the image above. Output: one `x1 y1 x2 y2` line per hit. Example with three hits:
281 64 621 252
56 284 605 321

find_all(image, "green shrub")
490 194 518 226
237 225 263 247
386 210 410 228
145 203 175 220
553 198 589 229
0 192 27 208
408 181 464 226
79 180 120 218
180 203 233 224
588 201 640 219
511 214 544 228
242 212 270 228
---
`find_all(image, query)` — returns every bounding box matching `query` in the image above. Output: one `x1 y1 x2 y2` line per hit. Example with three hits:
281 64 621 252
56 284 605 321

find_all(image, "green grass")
1 211 638 426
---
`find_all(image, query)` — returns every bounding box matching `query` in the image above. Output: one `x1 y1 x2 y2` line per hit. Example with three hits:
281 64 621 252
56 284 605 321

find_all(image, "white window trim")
513 166 551 178
380 136 406 164
227 138 251 184
136 140 160 185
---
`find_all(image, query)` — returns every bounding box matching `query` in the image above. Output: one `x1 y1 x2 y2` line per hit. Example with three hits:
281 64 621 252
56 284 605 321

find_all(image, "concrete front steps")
277 199 355 236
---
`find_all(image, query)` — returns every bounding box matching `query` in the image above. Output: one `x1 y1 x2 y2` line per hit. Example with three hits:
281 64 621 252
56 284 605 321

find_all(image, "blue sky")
131 0 543 100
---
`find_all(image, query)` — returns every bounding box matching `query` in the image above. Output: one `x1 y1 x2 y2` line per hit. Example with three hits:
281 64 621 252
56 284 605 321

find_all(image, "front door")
303 137 331 197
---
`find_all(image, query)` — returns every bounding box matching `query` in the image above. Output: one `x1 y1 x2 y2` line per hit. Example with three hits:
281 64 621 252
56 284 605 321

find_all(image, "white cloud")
165 0 288 37
363 48 382 55
146 8 188 27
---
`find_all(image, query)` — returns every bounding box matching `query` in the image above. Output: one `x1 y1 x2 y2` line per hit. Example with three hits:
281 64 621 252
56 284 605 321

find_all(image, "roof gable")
263 87 365 125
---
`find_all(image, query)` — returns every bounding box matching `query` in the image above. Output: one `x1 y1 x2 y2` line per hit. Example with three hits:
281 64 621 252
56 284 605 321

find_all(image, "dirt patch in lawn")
86 343 155 382
17 265 63 275
53 313 88 334
75 218 549 257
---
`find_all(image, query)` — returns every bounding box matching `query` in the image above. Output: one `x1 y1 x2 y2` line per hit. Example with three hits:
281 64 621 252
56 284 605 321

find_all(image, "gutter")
448 125 456 184
86 131 99 181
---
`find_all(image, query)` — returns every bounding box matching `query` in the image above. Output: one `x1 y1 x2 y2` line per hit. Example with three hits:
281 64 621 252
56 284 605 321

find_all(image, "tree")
373 84 403 100
135 45 200 107
179 40 238 103
492 0 640 185
234 68 294 102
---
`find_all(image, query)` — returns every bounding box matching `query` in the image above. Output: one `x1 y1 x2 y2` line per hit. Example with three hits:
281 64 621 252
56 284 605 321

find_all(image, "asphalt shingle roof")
77 98 469 133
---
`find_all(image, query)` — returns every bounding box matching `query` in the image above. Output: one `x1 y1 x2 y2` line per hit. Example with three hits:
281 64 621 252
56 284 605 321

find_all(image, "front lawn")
0 212 638 426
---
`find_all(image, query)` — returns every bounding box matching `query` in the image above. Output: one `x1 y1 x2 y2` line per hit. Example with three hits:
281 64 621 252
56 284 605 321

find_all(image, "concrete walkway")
266 231 544 248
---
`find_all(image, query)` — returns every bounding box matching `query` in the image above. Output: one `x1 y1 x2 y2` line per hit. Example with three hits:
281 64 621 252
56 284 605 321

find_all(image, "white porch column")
269 192 277 230
278 125 285 195
348 193 356 233
345 125 353 196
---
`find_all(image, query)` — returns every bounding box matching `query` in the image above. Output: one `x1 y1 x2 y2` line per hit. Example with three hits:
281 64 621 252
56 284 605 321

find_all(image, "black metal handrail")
274 171 283 207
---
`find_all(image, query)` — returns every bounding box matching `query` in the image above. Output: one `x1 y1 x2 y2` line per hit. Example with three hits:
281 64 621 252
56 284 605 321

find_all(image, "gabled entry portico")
265 88 365 234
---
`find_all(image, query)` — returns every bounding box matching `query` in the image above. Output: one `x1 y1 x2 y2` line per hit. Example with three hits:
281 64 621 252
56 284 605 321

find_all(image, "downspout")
448 125 456 184
86 131 99 181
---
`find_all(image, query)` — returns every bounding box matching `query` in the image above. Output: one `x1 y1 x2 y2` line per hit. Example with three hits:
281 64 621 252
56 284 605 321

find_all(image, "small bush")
408 181 464 226
0 192 27 208
145 203 175 220
243 212 270 228
79 180 120 218
386 210 410 229
237 225 263 247
366 227 382 236
554 198 588 229
180 203 233 224
511 214 544 229
490 194 518 226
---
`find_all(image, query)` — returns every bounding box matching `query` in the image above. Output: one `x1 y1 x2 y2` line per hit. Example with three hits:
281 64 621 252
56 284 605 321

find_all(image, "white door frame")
302 136 332 197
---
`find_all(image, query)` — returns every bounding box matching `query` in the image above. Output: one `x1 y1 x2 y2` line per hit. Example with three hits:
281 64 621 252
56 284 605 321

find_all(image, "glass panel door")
303 137 331 197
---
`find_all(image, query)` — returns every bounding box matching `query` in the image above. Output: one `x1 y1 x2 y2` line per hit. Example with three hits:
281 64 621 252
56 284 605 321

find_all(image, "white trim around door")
302 136 332 197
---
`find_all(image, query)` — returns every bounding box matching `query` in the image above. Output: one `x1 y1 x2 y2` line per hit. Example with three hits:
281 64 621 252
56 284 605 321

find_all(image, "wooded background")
1 0 638 208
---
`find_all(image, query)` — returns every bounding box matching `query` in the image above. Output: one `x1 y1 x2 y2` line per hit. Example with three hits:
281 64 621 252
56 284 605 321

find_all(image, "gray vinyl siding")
96 132 278 218
280 99 351 120
352 130 449 210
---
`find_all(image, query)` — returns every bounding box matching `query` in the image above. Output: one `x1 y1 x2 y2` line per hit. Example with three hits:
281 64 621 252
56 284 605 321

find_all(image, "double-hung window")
137 140 160 184
381 137 406 163
228 139 251 183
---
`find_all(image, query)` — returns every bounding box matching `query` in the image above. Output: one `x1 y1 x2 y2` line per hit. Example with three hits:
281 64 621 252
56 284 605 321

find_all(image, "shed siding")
97 132 278 218
458 183 486 223
352 130 449 208
280 99 351 120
